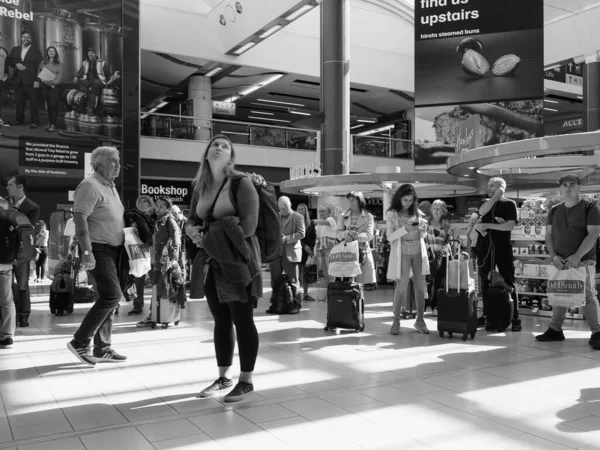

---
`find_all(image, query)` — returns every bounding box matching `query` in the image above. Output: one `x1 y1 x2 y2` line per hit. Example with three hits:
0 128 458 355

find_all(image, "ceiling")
544 0 600 24
141 50 414 129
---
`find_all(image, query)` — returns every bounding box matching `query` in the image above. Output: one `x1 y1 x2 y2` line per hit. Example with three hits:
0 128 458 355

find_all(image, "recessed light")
204 67 223 77
468 166 476 169
358 119 376 123
259 25 282 39
233 42 256 55
257 98 305 107
544 108 558 112
464 174 470 177
544 99 559 104
290 111 311 116
350 124 364 130
250 111 274 115
248 116 291 123
251 102 288 110
285 5 313 21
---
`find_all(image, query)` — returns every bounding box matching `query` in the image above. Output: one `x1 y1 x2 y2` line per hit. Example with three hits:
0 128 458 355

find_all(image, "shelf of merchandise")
514 254 551 259
515 275 548 280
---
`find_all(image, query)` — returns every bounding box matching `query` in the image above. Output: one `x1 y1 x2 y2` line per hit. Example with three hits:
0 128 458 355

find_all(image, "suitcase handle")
445 241 461 293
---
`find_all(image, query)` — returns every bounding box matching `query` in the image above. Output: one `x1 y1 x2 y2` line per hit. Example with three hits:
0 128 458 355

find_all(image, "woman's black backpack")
124 209 155 246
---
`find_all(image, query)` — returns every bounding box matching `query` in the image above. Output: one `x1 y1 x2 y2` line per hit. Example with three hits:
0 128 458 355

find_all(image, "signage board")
289 163 322 181
544 116 584 135
140 179 192 206
213 101 236 116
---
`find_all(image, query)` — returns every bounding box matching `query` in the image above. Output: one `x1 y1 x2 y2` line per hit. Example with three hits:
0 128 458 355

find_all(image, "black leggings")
205 282 259 372
36 247 48 279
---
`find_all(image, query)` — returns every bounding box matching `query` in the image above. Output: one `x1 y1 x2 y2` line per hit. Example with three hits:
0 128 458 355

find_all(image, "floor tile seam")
0 389 13 443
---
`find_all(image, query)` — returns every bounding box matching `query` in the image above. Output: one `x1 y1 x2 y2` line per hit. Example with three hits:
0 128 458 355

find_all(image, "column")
584 61 600 132
320 0 351 175
188 74 212 140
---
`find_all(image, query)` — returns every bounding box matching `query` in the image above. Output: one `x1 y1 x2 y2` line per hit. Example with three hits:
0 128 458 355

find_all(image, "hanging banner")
415 0 544 107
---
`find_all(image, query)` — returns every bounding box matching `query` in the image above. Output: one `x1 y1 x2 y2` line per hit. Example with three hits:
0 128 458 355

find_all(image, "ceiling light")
544 64 561 71
464 175 470 177
248 116 291 123
257 98 305 107
285 5 313 21
233 42 256 55
224 74 285 103
223 96 240 102
468 166 476 169
350 124 364 130
204 67 223 77
290 110 311 116
259 25 282 39
251 102 288 110
577 96 583 99
544 108 558 112
251 110 274 115
544 99 559 104
357 125 394 136
358 119 376 123
223 131 249 136
156 101 169 109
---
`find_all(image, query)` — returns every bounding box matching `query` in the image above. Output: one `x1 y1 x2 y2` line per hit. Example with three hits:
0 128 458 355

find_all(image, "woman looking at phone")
386 184 431 335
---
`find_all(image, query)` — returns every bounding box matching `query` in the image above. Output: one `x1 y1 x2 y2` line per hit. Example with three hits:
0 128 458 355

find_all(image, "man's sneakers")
199 377 234 398
136 316 153 327
67 340 97 365
93 349 128 363
589 332 600 349
535 327 565 342
0 337 13 349
512 319 522 332
224 382 254 403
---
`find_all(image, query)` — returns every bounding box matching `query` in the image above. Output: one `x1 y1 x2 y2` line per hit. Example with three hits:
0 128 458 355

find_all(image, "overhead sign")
544 116 583 135
289 163 321 181
544 61 583 86
213 101 236 116
415 0 544 107
140 179 192 206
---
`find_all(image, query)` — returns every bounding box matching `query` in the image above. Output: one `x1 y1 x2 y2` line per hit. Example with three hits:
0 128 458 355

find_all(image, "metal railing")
140 112 413 158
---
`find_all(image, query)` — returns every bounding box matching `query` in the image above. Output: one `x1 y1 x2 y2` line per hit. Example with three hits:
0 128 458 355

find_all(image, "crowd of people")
2 138 600 403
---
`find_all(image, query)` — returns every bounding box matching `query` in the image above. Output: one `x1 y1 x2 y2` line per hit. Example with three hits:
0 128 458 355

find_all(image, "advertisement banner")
140 179 193 206
415 0 544 107
0 0 125 187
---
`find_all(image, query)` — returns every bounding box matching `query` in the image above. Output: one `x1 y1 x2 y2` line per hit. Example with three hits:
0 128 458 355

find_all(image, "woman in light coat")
386 184 430 335
336 191 376 284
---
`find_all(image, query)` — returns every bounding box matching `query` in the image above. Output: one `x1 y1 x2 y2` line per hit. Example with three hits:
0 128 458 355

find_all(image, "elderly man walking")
67 146 127 365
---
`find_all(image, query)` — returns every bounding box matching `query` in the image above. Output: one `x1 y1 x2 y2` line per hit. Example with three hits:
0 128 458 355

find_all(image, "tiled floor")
3 276 600 449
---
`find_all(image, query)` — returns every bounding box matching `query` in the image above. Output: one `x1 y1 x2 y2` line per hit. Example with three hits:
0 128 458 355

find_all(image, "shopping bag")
546 266 587 308
124 227 151 278
447 252 475 291
304 255 318 284
328 241 362 278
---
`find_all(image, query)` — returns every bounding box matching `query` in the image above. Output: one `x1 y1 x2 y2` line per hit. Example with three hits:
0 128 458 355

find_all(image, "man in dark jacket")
73 48 118 115
7 175 39 328
8 32 42 128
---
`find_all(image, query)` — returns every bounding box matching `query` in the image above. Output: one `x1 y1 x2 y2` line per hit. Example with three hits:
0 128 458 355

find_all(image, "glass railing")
141 113 318 151
140 113 413 158
352 135 413 159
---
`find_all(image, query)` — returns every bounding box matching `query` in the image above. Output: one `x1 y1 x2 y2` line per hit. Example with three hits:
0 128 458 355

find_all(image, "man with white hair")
475 177 522 332
268 196 305 314
67 146 127 365
0 196 16 349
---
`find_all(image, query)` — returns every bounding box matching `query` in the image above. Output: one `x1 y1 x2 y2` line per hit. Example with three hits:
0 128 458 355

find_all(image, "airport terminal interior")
2 0 600 449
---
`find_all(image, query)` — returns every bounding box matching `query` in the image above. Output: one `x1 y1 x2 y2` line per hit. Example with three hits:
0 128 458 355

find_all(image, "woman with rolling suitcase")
426 200 451 315
386 184 431 335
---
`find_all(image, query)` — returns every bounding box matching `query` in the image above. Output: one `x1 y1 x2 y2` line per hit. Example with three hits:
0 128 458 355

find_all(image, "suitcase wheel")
50 308 56 314
448 332 453 338
438 330 444 338
174 321 180 326
355 326 364 333
162 323 169 329
324 326 330 332
462 333 468 341
470 332 476 339
151 322 157 329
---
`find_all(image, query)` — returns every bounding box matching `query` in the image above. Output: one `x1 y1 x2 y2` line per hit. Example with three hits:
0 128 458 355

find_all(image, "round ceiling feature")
225 5 236 22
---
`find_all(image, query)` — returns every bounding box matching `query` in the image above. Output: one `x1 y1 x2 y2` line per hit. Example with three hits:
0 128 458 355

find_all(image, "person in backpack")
0 196 16 349
185 135 262 403
137 197 186 327
296 203 317 302
474 177 522 332
385 185 430 335
67 146 127 365
536 174 600 348
7 175 39 328
268 196 305 314
127 195 156 316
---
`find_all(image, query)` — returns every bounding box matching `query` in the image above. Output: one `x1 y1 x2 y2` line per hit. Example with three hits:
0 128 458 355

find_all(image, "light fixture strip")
248 116 291 123
543 108 558 112
257 98 305 107
250 111 274 115
357 119 376 123
543 99 559 104
290 111 311 116
285 4 313 21
233 41 257 55
259 25 282 39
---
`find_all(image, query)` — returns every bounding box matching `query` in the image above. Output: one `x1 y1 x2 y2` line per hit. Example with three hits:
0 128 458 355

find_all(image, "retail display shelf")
515 275 548 280
517 306 584 320
517 292 549 297
514 254 551 258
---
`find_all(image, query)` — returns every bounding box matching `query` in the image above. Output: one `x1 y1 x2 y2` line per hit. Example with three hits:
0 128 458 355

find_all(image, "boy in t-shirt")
536 174 600 348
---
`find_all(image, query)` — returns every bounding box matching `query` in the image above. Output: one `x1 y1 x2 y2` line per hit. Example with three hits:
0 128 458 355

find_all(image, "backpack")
231 173 281 263
124 208 155 246
0 208 36 264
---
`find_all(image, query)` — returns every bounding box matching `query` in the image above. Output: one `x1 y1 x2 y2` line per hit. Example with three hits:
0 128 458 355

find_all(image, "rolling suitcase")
324 279 365 333
437 240 478 341
49 273 75 316
150 282 181 329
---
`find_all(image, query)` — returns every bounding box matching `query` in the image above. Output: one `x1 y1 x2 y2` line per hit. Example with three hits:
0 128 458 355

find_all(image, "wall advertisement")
0 0 128 192
414 0 544 170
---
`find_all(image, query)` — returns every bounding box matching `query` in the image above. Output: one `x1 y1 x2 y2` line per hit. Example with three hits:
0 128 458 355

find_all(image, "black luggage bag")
50 274 75 316
485 287 514 332
437 240 478 341
325 279 365 333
